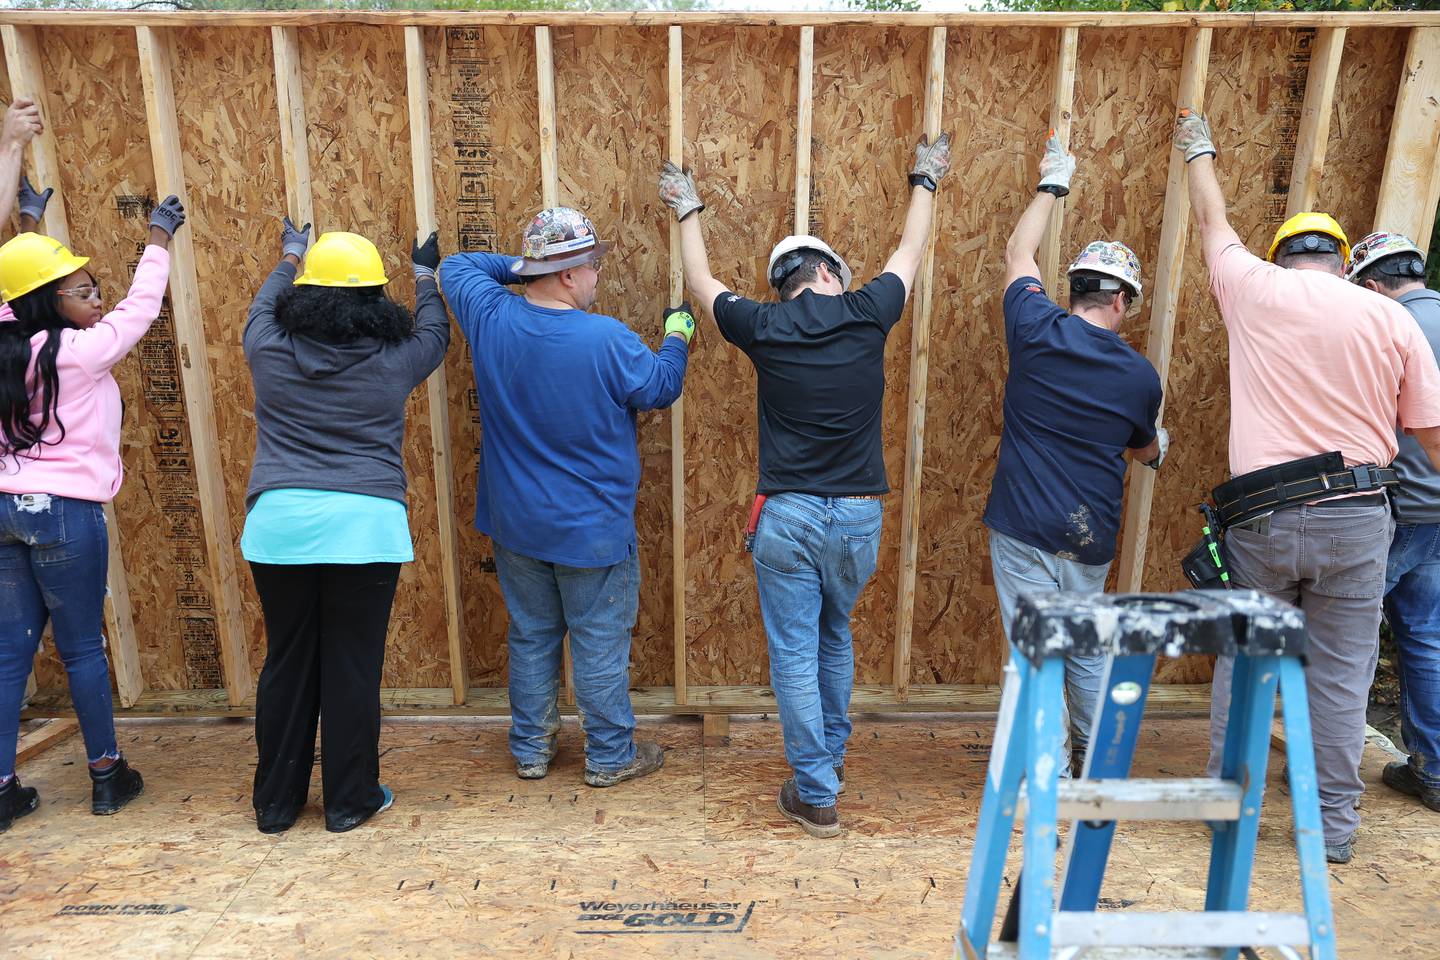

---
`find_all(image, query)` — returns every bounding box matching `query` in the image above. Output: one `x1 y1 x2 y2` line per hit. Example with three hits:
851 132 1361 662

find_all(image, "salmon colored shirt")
1209 239 1440 477
0 245 171 503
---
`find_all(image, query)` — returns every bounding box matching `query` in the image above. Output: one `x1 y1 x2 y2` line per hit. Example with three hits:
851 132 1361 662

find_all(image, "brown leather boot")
778 778 840 838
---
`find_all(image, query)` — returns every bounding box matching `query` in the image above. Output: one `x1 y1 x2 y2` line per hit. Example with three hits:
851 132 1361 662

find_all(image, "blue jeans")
493 542 640 773
1384 521 1440 788
0 493 117 779
989 528 1110 769
752 494 883 808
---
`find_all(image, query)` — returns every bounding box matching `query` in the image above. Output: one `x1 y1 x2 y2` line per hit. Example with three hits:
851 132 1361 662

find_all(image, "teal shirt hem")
241 488 414 565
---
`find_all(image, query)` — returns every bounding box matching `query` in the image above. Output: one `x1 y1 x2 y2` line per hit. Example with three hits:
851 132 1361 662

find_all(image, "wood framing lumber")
1374 27 1440 242
1036 26 1079 292
669 24 688 707
1285 27 1345 218
135 25 252 706
15 718 79 765
794 25 814 235
892 26 946 700
405 26 468 706
270 26 315 229
2 24 143 708
1114 27 1211 594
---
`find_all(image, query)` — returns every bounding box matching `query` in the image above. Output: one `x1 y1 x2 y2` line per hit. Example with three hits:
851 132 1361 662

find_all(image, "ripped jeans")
0 493 117 779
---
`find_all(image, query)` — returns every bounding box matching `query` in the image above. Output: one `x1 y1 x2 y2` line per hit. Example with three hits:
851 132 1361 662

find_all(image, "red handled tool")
743 494 767 553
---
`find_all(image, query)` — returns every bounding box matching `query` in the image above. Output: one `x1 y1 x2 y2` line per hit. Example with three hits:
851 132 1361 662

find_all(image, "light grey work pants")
1206 500 1392 845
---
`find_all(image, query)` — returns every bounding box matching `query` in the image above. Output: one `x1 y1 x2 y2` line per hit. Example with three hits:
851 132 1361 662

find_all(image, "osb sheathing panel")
426 25 541 686
811 25 927 685
911 29 1055 687
1317 28 1406 237
300 25 447 688
553 26 674 687
682 27 799 686
37 29 227 693
171 27 282 684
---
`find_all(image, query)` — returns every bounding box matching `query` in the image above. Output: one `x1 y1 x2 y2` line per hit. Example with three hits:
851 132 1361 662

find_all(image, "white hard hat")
766 234 852 292
1067 239 1143 302
1345 230 1426 284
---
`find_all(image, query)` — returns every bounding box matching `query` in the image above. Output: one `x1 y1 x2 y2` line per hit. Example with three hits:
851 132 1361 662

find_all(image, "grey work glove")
281 216 311 260
412 230 441 281
148 194 186 237
18 175 52 222
658 160 704 222
1037 132 1076 197
1174 109 1216 163
908 132 951 192
1144 425 1170 471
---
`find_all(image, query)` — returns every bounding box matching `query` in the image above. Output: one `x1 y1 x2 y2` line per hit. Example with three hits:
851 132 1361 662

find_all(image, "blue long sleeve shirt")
440 252 688 567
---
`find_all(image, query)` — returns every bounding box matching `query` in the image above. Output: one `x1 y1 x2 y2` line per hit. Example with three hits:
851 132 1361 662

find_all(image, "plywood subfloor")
3 716 1433 959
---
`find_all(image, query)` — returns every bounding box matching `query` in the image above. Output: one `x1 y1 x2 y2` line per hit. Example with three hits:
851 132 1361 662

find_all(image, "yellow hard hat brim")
1 252 90 302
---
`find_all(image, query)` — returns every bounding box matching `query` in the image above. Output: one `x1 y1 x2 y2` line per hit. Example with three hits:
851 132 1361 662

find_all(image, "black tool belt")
1211 451 1397 530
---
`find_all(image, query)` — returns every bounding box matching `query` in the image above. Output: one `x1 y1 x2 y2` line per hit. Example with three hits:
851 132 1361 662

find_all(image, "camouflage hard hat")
511 207 612 277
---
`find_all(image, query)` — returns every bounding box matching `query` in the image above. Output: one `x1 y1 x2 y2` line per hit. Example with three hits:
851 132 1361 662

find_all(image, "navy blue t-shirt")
983 277 1162 565
712 273 906 495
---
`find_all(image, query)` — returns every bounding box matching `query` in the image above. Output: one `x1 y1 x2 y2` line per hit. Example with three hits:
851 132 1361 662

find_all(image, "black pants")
250 561 400 829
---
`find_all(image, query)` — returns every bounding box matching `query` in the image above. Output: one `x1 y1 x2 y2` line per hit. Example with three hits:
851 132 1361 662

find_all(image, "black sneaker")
585 740 664 788
778 778 840 838
90 758 144 816
255 806 302 835
1382 760 1440 812
0 776 40 832
326 785 394 834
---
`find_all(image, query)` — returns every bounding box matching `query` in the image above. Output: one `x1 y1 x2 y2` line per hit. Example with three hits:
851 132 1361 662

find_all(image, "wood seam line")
1037 26 1079 293
136 25 252 706
1114 26 1212 594
794 25 814 236
1285 27 1345 219
892 25 946 701
668 24 688 708
405 25 468 706
1375 27 1440 241
2 25 143 707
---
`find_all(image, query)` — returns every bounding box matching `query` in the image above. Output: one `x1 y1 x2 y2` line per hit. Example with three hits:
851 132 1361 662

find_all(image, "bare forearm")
881 186 936 298
1007 191 1056 263
678 213 728 309
1414 426 1440 470
0 140 22 228
1185 156 1228 237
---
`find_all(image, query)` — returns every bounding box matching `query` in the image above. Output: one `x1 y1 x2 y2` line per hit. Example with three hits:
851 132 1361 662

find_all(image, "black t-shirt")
712 272 907 495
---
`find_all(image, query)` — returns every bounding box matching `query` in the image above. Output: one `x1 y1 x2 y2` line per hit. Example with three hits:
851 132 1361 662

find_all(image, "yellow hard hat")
1268 212 1350 263
293 231 389 287
0 232 90 302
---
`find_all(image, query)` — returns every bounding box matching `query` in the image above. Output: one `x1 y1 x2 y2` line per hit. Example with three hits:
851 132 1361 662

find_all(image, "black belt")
1212 452 1396 529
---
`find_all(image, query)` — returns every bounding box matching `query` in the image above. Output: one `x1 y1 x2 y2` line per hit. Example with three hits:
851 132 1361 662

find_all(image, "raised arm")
659 160 728 312
1174 109 1243 266
404 230 452 384
245 216 310 356
0 99 42 230
881 132 951 301
1004 133 1073 290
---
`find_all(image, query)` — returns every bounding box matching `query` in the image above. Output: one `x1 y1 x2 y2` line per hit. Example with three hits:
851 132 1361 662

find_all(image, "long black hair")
0 277 76 458
273 284 414 344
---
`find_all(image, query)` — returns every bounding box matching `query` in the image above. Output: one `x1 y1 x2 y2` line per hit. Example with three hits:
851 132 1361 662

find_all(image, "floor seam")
184 839 277 960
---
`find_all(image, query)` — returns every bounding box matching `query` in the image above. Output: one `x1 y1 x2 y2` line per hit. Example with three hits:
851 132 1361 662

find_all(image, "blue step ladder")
956 590 1337 960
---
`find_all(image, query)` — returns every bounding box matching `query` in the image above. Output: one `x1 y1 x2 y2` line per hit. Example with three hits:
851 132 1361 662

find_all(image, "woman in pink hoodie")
0 184 186 833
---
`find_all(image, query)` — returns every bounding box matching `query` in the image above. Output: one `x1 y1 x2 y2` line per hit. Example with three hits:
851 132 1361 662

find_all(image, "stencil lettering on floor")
574 899 757 934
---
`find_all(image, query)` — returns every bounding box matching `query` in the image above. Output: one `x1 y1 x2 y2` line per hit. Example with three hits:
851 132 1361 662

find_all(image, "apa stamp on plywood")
55 904 188 917
574 899 757 935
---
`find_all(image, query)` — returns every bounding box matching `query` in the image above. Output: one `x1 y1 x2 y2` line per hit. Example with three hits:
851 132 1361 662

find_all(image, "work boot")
90 758 144 816
778 778 840 839
516 741 560 781
1382 760 1440 812
584 740 664 788
1324 838 1353 865
255 805 302 835
0 776 40 832
326 785 394 833
834 764 845 795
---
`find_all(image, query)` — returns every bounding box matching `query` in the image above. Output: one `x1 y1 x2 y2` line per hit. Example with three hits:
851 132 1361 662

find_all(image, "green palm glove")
664 302 696 344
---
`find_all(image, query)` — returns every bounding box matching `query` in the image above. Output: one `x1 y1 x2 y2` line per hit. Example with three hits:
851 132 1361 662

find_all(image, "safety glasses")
57 281 102 302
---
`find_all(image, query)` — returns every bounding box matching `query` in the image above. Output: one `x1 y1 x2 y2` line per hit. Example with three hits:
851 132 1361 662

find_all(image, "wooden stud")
668 24 688 708
404 26 468 707
15 718 79 765
1114 27 1212 594
533 24 573 705
1285 27 1346 218
1037 26 1080 292
135 26 252 707
794 25 815 235
270 26 314 228
1375 27 1440 242
2 24 143 708
892 27 946 701
702 713 730 747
